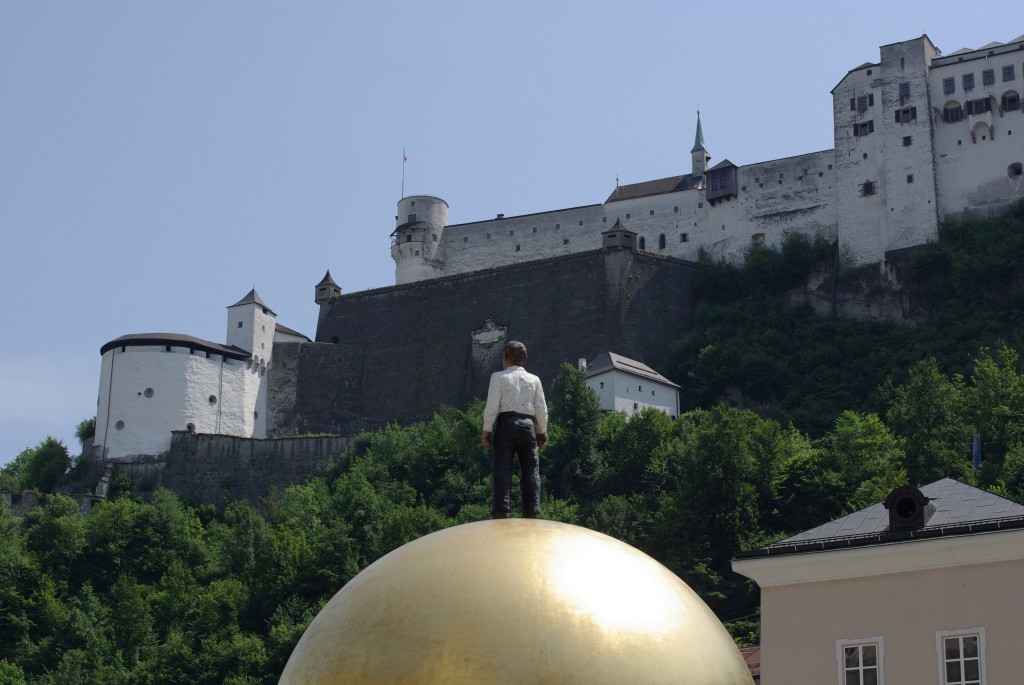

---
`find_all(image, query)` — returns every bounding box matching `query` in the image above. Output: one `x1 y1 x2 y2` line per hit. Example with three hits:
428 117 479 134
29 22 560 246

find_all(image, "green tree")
19 437 71 493
963 345 1024 486
545 363 602 499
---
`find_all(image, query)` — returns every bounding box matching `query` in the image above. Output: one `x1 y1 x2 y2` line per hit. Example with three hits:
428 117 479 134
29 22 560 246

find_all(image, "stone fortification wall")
297 248 699 429
109 432 355 506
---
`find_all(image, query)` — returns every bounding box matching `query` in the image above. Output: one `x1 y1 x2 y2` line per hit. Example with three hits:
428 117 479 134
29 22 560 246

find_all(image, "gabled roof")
708 159 736 171
275 323 311 342
585 351 680 388
228 288 276 315
605 174 703 204
737 479 1024 558
100 333 251 360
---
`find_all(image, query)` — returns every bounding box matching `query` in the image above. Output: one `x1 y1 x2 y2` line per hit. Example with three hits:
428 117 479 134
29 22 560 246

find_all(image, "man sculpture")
481 341 548 519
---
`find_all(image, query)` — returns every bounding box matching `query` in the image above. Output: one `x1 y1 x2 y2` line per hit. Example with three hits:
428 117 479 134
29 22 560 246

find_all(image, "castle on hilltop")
390 35 1024 285
92 33 1024 503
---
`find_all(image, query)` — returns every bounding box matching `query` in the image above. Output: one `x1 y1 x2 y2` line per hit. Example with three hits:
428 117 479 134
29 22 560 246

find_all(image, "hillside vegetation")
1 204 1022 683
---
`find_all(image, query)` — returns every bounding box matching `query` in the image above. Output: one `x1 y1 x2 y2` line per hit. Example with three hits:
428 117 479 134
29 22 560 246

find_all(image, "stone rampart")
109 432 356 506
289 248 699 429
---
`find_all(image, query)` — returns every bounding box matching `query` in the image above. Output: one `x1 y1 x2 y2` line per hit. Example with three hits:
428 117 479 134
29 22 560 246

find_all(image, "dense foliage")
1 205 1022 681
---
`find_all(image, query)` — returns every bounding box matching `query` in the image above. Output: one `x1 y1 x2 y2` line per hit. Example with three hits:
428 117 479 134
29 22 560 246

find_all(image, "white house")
94 289 308 460
583 351 680 418
732 479 1024 685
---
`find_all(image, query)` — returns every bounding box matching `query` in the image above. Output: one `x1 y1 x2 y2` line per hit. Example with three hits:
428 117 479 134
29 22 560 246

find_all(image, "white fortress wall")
929 43 1024 221
439 204 605 275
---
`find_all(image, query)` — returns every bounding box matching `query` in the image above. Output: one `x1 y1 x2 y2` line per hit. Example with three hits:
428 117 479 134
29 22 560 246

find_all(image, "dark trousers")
491 412 541 518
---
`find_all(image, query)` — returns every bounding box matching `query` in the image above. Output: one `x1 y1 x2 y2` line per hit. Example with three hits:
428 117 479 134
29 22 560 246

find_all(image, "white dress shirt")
482 365 548 434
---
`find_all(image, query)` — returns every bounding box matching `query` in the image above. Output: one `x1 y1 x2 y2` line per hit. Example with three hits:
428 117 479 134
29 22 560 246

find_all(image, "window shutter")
850 98 856 111
869 94 874 106
911 106 917 118
869 121 874 133
896 111 901 123
853 125 859 137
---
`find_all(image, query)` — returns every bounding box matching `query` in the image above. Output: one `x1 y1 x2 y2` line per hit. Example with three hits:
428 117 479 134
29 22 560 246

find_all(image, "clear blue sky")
1 1 1019 465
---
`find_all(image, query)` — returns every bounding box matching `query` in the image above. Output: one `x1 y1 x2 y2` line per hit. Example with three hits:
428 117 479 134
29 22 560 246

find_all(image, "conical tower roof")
690 111 707 153
316 270 339 287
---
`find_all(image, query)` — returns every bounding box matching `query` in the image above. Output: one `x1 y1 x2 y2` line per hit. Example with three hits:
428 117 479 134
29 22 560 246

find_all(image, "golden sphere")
280 519 753 684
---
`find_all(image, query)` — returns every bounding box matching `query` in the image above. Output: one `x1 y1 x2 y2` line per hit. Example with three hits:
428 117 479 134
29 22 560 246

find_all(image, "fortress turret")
314 270 341 305
391 195 448 284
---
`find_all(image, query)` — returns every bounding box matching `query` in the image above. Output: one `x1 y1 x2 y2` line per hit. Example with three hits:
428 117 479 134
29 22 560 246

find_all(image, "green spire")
690 110 706 153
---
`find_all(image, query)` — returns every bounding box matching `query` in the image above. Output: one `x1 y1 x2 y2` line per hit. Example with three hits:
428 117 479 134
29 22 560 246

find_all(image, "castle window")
509 230 514 236
414 250 420 256
1002 92 1019 111
408 214 416 223
943 103 964 123
907 174 914 183
983 69 995 86
638 385 642 392
673 206 678 213
658 234 666 249
853 120 874 136
164 345 172 352
638 237 646 249
515 245 520 252
966 98 992 115
828 164 832 170
963 73 975 91
562 239 569 245
115 420 125 430
486 234 491 239
649 210 654 216
1003 65 1016 82
579 220 584 226
144 388 154 398
625 213 630 219
633 403 638 410
903 136 913 146
599 382 604 389
895 106 917 123
1009 163 1023 178
859 180 877 197
463 236 468 242
698 202 703 208
601 217 606 223
899 82 910 102
405 235 411 242
555 224 560 230
254 411 258 420
186 423 195 432
432 234 437 242
237 321 243 328
680 233 689 242
943 77 956 95
532 227 537 233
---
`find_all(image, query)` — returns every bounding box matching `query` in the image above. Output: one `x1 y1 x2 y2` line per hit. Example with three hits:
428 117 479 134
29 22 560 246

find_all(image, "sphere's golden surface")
279 519 753 684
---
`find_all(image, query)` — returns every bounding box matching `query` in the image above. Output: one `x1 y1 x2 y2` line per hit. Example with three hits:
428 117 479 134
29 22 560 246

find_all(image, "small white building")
583 352 680 418
94 289 308 460
733 479 1024 685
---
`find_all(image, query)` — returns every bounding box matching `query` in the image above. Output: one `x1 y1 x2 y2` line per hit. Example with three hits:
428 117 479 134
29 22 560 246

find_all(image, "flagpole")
401 148 406 199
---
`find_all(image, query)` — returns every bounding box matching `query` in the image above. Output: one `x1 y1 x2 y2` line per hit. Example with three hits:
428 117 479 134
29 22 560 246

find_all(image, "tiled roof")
708 159 736 171
739 645 760 679
738 479 1024 558
100 333 251 360
605 174 702 203
585 351 680 388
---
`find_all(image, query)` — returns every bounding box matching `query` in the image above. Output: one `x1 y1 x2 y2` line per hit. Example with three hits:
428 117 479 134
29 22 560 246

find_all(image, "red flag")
403 149 407 163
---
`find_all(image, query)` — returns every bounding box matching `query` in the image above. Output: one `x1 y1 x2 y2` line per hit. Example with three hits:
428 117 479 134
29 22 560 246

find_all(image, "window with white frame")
837 636 883 685
937 628 985 685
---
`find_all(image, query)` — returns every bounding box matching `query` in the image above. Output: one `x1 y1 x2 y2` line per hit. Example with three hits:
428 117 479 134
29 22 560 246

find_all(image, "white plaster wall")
587 370 678 417
929 45 1024 221
95 346 266 460
758 557 1024 685
226 302 276 362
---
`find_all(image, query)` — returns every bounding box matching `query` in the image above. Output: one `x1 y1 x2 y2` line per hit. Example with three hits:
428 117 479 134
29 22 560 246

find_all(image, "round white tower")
391 195 448 284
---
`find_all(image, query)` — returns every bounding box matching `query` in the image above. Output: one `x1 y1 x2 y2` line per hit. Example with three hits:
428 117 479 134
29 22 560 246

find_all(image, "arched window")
942 101 963 123
638 236 646 250
658 234 666 250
